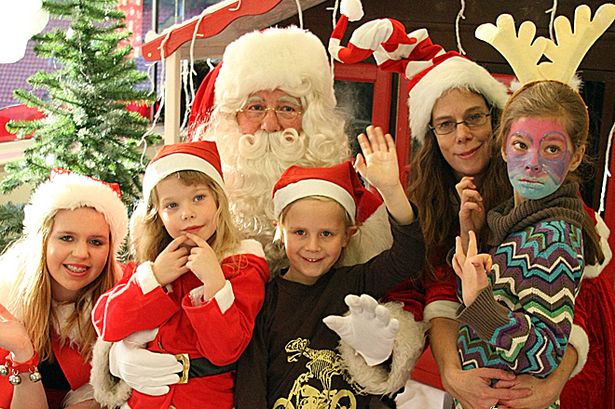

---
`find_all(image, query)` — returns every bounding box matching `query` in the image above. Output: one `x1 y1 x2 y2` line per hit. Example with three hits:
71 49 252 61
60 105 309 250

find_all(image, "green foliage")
0 202 25 254
1 0 160 216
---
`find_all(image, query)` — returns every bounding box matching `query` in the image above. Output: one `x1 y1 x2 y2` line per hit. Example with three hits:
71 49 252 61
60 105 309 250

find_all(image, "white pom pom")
341 0 364 22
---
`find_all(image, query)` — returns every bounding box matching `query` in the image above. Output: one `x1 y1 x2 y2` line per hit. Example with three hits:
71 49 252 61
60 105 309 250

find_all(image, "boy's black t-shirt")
235 217 425 409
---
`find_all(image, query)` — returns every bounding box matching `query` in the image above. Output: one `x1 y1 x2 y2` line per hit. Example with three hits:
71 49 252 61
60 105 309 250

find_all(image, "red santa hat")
213 26 336 109
329 0 509 144
186 62 222 141
23 169 128 253
272 160 380 224
142 140 224 205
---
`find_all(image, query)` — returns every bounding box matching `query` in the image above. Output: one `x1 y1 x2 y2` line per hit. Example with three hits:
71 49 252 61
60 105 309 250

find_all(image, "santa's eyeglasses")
236 103 303 122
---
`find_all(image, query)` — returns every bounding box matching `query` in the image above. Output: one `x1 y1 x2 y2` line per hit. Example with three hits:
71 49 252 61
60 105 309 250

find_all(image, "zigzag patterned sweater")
456 183 586 378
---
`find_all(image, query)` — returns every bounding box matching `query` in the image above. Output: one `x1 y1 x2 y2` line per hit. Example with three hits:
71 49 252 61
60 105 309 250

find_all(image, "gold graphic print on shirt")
273 337 362 409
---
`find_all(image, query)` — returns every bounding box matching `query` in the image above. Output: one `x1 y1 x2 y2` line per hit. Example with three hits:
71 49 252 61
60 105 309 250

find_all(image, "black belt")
175 354 237 384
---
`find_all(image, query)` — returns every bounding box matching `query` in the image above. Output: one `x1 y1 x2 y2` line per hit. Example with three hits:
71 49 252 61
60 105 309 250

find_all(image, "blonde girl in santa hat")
234 125 426 409
0 170 128 408
91 141 269 409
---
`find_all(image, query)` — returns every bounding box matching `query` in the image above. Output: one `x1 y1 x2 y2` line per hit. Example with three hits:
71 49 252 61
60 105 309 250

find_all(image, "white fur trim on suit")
142 153 225 204
215 26 334 107
23 172 128 253
213 280 233 312
568 323 590 378
90 338 133 407
232 239 266 259
423 300 461 322
584 212 612 278
339 302 428 395
190 239 264 309
135 261 161 294
273 179 357 221
189 280 234 313
338 203 393 267
408 56 509 144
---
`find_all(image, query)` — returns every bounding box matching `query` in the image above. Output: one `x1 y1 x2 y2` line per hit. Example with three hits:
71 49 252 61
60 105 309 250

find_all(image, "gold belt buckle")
175 353 190 384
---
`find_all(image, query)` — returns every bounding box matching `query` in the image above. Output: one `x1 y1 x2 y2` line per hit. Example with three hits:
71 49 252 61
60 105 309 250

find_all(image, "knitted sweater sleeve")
458 220 584 376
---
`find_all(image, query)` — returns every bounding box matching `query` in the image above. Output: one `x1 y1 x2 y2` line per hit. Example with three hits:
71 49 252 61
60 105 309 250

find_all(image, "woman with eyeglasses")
397 79 612 409
326 31 611 409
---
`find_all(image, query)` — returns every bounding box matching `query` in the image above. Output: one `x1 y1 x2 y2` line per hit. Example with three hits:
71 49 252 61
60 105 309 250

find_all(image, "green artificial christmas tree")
0 0 160 251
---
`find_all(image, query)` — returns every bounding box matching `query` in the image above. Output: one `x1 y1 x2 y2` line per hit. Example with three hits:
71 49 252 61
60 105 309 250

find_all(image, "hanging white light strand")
599 121 615 214
293 0 304 29
545 0 558 41
328 0 341 80
180 59 192 132
455 0 467 55
139 31 173 163
181 9 209 133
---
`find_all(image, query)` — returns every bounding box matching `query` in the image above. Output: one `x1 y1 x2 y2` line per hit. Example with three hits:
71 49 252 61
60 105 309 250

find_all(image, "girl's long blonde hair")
132 170 241 264
4 208 118 362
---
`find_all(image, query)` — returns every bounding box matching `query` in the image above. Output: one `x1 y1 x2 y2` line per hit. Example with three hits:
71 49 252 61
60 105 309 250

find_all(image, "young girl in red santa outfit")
91 141 269 409
0 170 128 408
234 126 426 409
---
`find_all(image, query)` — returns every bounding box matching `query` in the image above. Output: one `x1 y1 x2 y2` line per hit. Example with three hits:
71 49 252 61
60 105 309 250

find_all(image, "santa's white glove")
109 328 182 396
323 294 399 366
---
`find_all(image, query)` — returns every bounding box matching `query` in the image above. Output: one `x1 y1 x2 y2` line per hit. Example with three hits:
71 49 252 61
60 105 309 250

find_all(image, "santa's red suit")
559 209 615 409
91 240 269 409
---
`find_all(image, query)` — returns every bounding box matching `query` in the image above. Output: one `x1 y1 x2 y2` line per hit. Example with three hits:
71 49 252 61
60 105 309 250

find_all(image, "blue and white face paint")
504 117 573 202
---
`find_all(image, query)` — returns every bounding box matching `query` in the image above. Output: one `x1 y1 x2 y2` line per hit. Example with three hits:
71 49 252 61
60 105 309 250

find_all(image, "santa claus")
188 25 394 273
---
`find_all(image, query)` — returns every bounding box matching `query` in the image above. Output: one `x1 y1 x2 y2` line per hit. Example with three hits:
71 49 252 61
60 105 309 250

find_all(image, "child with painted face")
91 141 269 409
234 126 426 408
0 170 128 408
453 80 604 409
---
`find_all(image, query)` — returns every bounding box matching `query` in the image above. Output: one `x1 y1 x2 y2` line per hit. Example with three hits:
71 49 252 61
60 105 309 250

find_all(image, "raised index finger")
164 235 189 252
467 230 478 258
454 236 466 266
186 232 209 248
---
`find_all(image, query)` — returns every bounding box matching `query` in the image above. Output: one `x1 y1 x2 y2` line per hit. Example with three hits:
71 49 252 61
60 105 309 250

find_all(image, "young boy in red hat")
234 126 426 408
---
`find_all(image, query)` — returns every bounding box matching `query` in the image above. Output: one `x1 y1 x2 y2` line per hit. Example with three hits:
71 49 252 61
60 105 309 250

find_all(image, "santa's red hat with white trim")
272 160 379 224
142 140 225 205
214 25 336 110
329 0 509 144
186 63 222 141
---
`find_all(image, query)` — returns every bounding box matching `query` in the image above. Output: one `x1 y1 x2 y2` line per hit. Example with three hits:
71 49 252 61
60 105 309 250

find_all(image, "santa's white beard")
207 119 343 272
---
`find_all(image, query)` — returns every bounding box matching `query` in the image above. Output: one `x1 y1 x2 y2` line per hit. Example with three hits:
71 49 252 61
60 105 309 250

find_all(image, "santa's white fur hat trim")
409 56 509 144
142 152 225 205
23 172 128 253
214 26 335 106
273 179 356 221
